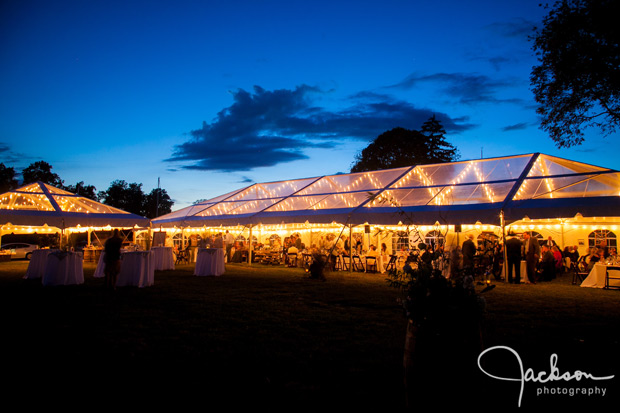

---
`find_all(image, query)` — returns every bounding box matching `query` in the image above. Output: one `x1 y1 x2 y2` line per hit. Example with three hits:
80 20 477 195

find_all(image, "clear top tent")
0 182 149 239
152 153 620 230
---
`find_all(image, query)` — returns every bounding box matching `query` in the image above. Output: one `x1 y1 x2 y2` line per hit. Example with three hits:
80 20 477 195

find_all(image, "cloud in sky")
485 17 538 39
0 142 30 168
166 85 474 172
502 122 530 132
386 72 525 106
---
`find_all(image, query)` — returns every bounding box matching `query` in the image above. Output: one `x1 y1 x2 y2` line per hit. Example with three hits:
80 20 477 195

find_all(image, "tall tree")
530 0 620 148
0 163 18 193
143 188 174 219
98 180 146 216
350 118 459 173
21 161 64 187
420 115 459 163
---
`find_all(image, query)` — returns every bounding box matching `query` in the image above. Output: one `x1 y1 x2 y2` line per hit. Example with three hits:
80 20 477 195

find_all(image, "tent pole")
501 210 507 283
249 224 253 266
349 224 353 273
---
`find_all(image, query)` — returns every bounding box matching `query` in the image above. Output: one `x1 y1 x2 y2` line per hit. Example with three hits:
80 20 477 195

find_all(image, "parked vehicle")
0 243 39 260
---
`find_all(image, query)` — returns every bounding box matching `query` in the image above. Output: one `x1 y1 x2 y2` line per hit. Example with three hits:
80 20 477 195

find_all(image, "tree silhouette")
420 115 459 163
21 161 64 187
0 163 18 193
144 188 173 219
351 117 459 173
98 180 147 217
64 181 98 200
531 0 620 148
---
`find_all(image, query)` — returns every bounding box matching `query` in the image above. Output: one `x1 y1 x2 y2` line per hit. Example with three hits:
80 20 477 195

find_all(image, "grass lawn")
1 259 619 411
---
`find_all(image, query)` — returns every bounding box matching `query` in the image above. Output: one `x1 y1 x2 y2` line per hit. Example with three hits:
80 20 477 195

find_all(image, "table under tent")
151 153 620 275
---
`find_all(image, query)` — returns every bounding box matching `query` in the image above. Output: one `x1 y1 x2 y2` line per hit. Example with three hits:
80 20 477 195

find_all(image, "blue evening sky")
1 0 617 210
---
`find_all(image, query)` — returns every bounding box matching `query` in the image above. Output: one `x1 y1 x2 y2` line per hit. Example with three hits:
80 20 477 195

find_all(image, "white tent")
153 153 620 229
0 182 149 244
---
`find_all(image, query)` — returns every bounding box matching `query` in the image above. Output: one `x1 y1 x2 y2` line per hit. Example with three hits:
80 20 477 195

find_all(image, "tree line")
0 160 173 219
350 115 459 172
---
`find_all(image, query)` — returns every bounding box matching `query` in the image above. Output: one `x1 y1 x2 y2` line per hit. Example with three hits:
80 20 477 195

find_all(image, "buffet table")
42 251 84 286
151 246 175 270
24 249 59 279
194 248 226 276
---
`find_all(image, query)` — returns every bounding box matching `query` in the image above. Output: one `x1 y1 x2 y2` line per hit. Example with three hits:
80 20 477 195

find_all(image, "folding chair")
571 261 588 285
352 255 364 272
605 265 620 289
386 255 398 272
341 255 351 271
365 256 377 273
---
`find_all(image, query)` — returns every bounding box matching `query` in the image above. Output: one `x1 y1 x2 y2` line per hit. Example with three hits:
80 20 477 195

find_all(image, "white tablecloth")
581 263 620 288
117 251 154 288
24 249 59 279
93 252 106 278
42 251 84 286
94 251 154 287
151 246 175 270
194 248 225 276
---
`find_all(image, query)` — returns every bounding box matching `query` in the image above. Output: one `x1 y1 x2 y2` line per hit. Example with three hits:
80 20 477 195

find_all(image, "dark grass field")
1 260 619 411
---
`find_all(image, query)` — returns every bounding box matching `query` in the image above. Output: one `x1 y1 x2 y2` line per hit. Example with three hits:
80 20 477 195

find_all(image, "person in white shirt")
224 230 235 261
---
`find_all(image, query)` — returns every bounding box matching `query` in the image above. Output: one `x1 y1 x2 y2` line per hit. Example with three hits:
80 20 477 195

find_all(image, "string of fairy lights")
4 156 620 241
0 183 128 214
369 160 501 207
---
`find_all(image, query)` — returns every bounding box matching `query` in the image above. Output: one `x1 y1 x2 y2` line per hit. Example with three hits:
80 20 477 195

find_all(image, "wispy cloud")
385 72 523 105
485 17 538 39
0 142 31 168
502 122 530 132
166 85 474 172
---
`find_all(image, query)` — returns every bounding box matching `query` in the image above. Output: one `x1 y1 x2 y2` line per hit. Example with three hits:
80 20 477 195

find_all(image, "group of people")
504 234 602 284
456 233 580 285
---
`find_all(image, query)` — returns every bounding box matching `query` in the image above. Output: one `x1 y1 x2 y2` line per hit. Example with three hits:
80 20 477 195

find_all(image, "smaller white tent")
0 182 149 242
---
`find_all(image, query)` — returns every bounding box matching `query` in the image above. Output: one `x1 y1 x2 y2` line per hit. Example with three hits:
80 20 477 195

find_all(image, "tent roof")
152 153 620 228
0 182 150 229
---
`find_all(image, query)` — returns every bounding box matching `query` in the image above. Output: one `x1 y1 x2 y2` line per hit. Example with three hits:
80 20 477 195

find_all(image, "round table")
116 251 154 288
94 250 155 287
24 249 60 279
194 248 226 276
151 246 175 270
42 251 84 286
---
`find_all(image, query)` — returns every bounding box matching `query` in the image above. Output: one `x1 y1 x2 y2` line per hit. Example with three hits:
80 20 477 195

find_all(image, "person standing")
224 230 235 262
462 234 476 275
505 233 522 284
523 232 541 284
213 232 224 249
104 229 123 290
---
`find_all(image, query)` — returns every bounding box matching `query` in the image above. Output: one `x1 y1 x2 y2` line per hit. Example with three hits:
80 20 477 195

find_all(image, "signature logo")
478 346 615 407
